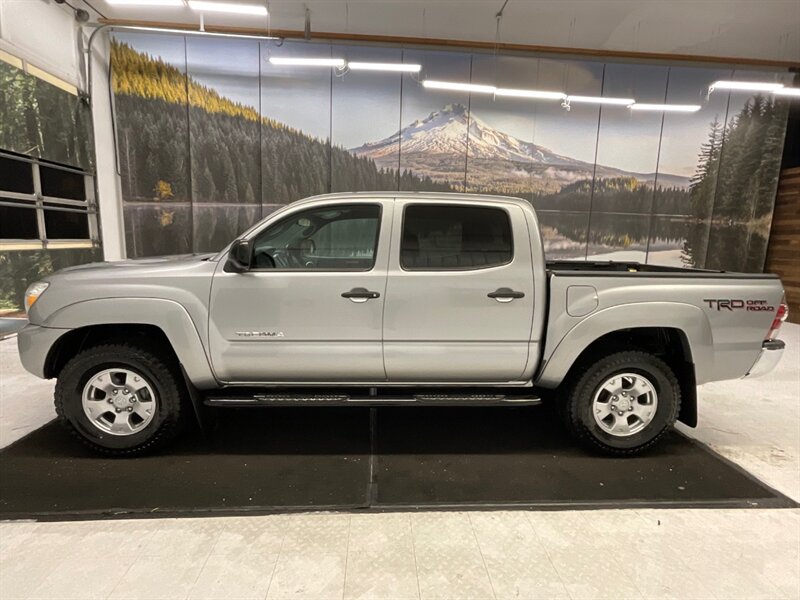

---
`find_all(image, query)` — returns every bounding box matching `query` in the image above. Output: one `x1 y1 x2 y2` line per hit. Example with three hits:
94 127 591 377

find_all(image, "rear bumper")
743 339 785 379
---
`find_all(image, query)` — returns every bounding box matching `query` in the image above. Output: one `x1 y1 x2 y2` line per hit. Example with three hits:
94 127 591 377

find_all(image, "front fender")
535 301 714 388
44 297 217 388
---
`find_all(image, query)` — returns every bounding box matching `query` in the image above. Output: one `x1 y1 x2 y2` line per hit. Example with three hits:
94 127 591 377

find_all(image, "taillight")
767 302 788 340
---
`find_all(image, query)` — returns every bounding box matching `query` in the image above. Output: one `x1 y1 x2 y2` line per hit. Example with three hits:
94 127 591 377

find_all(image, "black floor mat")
0 406 792 520
0 408 372 518
374 407 790 507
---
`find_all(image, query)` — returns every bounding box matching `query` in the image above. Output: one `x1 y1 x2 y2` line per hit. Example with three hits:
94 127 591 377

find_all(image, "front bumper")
17 323 70 379
743 339 785 379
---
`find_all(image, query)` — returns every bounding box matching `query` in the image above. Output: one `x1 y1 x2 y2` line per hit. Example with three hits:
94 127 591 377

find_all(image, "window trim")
247 202 384 273
399 203 515 272
0 151 98 250
42 205 93 240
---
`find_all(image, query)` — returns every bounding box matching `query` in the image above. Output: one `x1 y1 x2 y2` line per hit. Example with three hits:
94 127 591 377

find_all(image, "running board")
204 392 541 407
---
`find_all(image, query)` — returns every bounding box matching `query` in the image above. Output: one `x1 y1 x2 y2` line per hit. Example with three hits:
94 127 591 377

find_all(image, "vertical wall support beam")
89 31 126 260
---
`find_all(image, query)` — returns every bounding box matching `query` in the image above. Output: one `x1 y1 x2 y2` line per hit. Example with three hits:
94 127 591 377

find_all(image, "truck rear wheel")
54 342 184 456
563 351 681 456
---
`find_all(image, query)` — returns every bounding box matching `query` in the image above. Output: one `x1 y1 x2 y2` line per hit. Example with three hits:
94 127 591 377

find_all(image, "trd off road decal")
703 299 775 312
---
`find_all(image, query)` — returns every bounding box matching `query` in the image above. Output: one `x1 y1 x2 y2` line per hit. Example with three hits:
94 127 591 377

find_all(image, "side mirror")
225 239 252 273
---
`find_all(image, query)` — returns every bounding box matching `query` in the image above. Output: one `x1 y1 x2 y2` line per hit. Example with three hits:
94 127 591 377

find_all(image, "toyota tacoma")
17 192 788 456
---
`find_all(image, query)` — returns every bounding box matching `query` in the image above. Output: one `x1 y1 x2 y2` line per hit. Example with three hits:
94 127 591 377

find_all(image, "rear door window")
401 204 513 270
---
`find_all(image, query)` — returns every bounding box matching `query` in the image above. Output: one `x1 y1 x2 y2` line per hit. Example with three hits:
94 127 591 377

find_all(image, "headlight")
24 282 49 313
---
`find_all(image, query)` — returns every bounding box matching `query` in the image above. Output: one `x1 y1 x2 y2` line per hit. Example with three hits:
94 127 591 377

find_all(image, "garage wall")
110 32 792 273
0 1 103 314
764 168 800 323
0 0 81 88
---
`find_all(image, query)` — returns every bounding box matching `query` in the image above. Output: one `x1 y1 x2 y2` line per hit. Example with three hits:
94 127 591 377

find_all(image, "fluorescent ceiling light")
188 1 268 15
348 62 421 73
495 88 566 100
422 80 496 94
119 26 278 39
107 0 184 5
709 80 784 92
566 95 635 106
269 57 345 67
774 87 800 97
423 81 571 102
630 103 702 112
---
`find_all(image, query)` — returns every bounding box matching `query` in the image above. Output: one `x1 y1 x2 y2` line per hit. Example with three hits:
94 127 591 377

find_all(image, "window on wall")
0 151 97 250
0 203 39 239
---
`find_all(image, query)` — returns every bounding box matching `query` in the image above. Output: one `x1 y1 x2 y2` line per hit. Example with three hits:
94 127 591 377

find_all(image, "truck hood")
53 253 216 277
29 253 219 326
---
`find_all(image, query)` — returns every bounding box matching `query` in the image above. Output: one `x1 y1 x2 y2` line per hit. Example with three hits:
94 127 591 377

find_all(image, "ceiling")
81 0 799 64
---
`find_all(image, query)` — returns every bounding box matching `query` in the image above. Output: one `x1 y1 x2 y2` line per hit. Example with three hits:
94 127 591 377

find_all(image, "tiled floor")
1 325 799 599
2 509 797 600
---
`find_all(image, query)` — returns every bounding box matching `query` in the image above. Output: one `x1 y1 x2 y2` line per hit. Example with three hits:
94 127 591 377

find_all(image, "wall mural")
110 33 791 272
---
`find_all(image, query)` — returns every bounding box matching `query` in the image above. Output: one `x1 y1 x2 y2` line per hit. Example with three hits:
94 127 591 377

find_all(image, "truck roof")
301 191 531 208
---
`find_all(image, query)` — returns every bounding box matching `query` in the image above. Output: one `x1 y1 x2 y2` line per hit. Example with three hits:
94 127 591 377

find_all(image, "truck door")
208 200 391 383
383 200 535 382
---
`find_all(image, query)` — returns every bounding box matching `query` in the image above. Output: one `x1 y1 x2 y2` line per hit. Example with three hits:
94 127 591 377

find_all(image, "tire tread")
54 341 185 457
564 350 681 456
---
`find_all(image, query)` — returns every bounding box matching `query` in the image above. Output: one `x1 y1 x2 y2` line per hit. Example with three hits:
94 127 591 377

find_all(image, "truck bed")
538 260 785 389
546 260 780 279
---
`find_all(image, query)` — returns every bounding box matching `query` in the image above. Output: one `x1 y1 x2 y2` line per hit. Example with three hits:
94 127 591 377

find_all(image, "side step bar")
205 392 541 407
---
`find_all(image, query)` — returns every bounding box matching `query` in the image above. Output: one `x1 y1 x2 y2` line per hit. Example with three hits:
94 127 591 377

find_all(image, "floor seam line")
409 518 423 600
468 512 498 600
524 510 574 600
104 530 152 599
341 514 353 600
184 529 219 600
263 524 287 600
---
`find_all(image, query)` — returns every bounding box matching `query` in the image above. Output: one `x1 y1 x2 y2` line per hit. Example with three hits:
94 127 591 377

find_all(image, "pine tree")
689 116 723 220
196 160 216 201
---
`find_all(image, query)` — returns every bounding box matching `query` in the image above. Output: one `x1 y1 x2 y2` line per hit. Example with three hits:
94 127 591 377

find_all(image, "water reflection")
536 211 765 272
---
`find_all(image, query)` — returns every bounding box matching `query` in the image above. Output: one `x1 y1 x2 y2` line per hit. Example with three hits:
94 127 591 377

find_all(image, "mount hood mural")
351 103 689 194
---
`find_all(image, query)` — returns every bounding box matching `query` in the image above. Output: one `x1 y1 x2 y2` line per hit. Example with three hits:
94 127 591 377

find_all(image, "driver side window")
251 204 381 271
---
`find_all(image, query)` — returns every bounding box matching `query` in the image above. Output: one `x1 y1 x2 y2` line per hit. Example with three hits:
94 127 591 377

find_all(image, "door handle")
342 287 380 303
488 288 525 303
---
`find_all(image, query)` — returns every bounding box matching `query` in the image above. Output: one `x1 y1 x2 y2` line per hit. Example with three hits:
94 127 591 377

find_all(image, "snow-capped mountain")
350 103 688 192
353 103 580 165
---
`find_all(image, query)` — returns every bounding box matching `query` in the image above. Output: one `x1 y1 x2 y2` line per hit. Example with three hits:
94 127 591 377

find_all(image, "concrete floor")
1 325 798 600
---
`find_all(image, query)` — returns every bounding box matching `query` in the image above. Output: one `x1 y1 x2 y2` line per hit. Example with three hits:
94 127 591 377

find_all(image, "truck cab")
210 193 545 384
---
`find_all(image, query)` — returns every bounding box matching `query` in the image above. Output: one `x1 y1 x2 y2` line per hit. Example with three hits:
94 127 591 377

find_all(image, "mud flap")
180 364 216 436
676 360 697 427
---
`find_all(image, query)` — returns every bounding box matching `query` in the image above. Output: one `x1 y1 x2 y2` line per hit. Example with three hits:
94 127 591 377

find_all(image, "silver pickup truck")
18 192 787 456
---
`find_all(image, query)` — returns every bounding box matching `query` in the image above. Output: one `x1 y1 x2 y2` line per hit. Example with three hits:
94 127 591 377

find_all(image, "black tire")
563 351 681 456
54 342 185 456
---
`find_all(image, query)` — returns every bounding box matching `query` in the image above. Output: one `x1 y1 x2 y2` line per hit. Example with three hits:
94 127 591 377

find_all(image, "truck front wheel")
54 342 185 456
563 351 681 456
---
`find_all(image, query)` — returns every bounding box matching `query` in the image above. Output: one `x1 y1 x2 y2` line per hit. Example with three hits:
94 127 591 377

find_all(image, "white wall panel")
0 0 79 86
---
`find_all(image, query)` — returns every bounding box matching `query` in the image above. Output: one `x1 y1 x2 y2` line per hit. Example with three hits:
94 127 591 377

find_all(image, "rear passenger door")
383 200 534 382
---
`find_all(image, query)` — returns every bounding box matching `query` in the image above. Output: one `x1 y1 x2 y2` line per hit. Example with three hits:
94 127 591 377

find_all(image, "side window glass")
401 205 513 270
252 204 381 270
